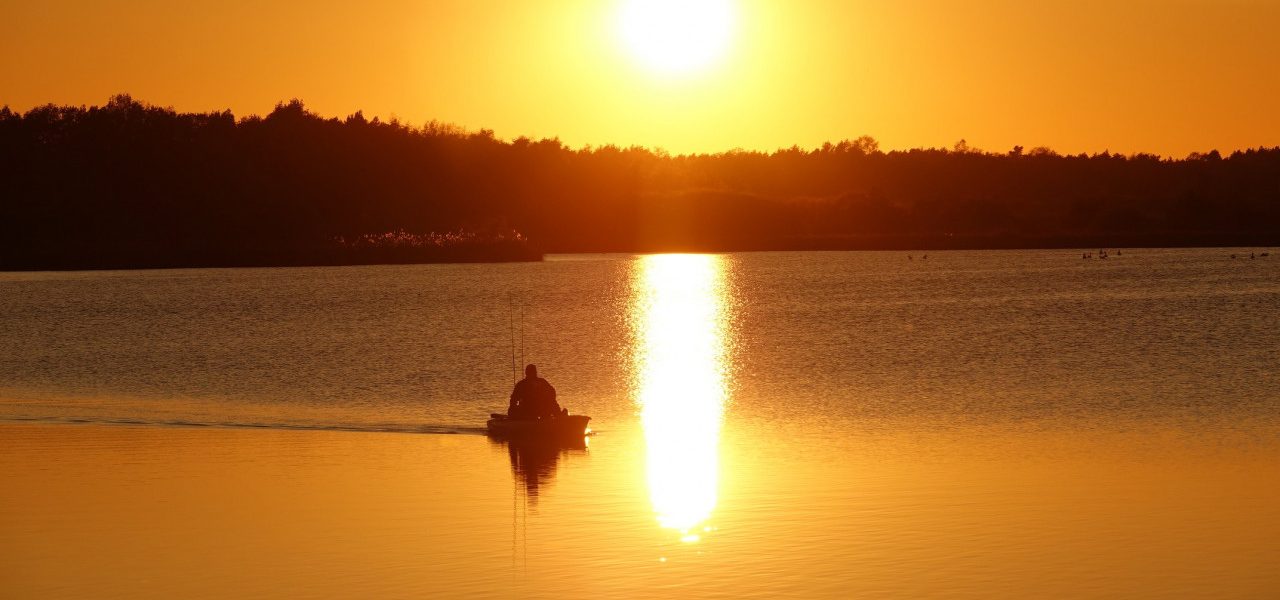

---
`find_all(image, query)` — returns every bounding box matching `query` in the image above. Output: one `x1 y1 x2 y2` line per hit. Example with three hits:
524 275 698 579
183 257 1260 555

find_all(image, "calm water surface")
2 249 1278 598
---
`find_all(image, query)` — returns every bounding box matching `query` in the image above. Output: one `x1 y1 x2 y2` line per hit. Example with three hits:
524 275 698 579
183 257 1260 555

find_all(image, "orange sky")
2 0 1278 157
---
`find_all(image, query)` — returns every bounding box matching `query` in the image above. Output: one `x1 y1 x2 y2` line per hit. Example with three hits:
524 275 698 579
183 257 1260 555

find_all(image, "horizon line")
5 94 1278 161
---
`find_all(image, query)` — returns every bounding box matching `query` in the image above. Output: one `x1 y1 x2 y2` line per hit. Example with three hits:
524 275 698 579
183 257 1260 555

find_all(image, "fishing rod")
509 294 518 385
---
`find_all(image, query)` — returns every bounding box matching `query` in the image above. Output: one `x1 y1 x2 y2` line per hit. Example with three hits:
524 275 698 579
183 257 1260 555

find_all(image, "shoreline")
0 249 545 272
2 242 1276 273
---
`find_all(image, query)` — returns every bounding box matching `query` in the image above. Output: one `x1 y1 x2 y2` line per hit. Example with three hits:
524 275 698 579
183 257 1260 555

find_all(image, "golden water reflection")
631 254 731 541
496 436 588 506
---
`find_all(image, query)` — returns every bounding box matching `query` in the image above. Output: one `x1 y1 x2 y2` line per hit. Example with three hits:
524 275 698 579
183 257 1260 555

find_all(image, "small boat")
486 413 591 439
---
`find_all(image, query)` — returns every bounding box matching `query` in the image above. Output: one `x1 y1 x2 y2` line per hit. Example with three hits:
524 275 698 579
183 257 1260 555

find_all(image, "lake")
2 249 1278 598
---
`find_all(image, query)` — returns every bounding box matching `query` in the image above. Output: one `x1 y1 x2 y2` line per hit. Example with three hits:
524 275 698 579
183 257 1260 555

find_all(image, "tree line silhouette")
1 95 1276 269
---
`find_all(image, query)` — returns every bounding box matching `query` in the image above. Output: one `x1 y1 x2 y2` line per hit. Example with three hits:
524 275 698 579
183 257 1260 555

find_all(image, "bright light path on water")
632 254 731 539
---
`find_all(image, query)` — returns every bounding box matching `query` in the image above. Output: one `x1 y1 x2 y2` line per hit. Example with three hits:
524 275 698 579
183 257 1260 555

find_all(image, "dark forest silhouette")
2 95 1276 269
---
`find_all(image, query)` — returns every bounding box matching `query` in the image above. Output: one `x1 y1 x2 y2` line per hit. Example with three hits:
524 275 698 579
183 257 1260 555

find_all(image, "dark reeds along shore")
0 230 540 271
2 96 1277 270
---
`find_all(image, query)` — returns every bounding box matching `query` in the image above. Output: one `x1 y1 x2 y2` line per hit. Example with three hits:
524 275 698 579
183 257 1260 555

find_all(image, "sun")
617 0 737 75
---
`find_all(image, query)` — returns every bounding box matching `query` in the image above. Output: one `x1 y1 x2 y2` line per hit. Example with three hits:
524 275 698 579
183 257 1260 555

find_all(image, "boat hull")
486 414 591 440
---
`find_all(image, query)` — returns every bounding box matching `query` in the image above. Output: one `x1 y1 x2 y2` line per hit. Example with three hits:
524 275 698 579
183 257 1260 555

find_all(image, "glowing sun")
617 0 737 74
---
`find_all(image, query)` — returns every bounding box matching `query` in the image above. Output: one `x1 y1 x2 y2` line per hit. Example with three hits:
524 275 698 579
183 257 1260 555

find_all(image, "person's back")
526 376 559 419
508 364 560 420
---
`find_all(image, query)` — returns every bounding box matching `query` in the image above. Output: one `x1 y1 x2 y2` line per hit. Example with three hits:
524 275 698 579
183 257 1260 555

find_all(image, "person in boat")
507 364 562 420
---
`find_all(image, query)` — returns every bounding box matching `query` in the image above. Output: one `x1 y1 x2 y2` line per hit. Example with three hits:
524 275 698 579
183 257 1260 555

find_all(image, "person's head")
525 364 538 379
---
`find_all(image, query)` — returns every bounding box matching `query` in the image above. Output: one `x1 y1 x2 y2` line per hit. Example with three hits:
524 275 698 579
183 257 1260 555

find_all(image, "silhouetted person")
508 364 560 420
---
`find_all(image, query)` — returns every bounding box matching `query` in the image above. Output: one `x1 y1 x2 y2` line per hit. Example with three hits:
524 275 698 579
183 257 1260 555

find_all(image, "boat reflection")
490 436 588 505
631 254 732 542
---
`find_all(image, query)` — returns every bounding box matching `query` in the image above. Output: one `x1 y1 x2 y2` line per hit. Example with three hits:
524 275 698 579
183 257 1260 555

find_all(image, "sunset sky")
3 0 1278 157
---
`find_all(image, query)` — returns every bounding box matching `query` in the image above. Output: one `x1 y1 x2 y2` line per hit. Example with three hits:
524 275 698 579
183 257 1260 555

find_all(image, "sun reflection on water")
631 254 731 540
